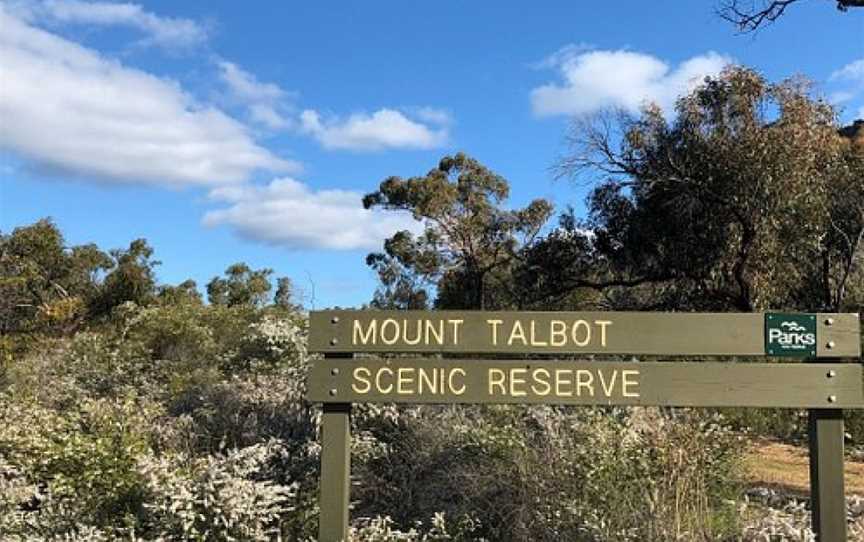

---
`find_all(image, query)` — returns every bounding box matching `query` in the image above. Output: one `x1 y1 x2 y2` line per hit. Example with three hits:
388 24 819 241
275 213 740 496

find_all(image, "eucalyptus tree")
0 218 112 333
547 66 862 312
363 153 553 310
206 263 274 308
93 238 160 316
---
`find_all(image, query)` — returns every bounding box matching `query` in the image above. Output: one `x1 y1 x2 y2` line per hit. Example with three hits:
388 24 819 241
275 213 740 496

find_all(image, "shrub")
0 395 157 536
138 440 295 541
355 405 744 541
0 307 753 540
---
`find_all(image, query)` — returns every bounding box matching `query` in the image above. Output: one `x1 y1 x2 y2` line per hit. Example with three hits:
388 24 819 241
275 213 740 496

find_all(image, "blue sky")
1 0 863 308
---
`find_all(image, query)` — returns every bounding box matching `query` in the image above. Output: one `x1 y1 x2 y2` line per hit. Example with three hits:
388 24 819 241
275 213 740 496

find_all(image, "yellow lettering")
449 319 464 345
449 368 466 395
549 320 567 347
571 320 591 347
380 319 399 345
375 367 394 394
598 370 617 397
622 370 640 397
402 319 423 345
418 368 438 394
510 368 528 397
508 320 528 346
576 369 594 396
352 367 372 394
531 368 551 396
397 368 414 394
353 319 376 345
425 320 444 345
555 369 573 396
489 368 506 395
487 319 503 345
595 320 612 347
529 321 548 346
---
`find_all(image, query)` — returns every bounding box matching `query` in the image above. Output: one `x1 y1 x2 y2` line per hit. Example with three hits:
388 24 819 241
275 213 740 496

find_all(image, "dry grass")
745 439 864 496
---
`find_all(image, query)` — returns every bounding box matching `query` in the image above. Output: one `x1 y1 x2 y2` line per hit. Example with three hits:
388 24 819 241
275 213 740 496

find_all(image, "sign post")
307 311 862 541
318 353 351 542
809 409 846 541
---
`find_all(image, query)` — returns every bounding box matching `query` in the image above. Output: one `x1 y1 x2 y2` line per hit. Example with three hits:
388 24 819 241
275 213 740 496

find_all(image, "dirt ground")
745 439 864 496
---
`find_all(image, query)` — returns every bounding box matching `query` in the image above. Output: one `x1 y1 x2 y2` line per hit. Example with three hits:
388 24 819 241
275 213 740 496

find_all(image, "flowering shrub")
350 513 482 541
0 303 756 541
138 440 296 541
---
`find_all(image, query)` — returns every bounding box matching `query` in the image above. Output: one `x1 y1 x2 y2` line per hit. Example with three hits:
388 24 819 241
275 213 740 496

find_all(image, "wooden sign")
309 311 861 358
308 359 864 409
308 310 863 542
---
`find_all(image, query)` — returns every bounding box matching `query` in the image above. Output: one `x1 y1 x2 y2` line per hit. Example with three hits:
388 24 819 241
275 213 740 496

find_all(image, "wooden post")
809 408 846 541
319 353 351 542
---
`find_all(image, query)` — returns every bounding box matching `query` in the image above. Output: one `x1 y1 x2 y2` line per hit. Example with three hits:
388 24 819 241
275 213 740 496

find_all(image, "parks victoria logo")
764 313 817 357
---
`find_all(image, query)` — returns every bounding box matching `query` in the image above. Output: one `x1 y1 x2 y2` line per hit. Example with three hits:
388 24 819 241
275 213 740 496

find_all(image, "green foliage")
0 299 315 540
364 152 553 309
354 405 743 541
274 276 302 311
138 441 294 541
0 218 112 335
207 262 274 308
156 278 203 306
0 288 755 540
349 514 481 541
91 239 160 318
0 395 156 534
542 66 864 313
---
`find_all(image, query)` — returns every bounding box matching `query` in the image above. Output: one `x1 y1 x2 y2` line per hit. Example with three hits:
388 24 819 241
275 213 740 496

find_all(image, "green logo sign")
765 313 817 357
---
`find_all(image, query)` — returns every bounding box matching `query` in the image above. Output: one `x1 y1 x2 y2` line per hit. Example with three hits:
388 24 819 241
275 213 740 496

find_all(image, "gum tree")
363 153 553 310
547 66 862 312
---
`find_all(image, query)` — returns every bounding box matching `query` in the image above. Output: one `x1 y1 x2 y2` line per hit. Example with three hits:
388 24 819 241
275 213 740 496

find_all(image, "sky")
1 0 863 309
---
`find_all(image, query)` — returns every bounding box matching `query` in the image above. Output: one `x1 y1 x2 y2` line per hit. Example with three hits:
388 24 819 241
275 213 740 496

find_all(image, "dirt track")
745 440 864 496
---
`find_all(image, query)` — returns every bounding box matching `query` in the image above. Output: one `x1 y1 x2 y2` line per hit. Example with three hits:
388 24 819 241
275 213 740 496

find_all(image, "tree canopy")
542 66 864 312
363 153 553 310
0 220 300 351
365 68 863 314
0 219 111 334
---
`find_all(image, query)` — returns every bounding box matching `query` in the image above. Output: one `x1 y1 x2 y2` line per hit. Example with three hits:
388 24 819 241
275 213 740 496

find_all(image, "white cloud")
530 49 732 117
829 90 855 104
530 42 594 70
9 0 208 49
299 108 449 151
828 58 864 121
830 58 864 83
412 106 454 126
0 7 294 187
217 60 292 129
203 178 421 250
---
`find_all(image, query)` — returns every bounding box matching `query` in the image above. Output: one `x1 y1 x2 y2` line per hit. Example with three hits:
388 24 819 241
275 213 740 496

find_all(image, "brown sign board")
308 359 864 409
309 311 861 358
309 310 863 541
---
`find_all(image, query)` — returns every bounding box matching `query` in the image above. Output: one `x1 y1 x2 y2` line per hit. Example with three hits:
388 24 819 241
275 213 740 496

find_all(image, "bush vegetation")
0 296 749 540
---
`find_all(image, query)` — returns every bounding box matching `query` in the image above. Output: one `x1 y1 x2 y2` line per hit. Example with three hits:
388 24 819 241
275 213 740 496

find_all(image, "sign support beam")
809 408 846 541
319 353 351 542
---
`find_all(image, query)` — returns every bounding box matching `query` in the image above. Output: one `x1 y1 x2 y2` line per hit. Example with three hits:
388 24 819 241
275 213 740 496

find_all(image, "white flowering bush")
350 513 482 541
354 404 743 541
0 394 157 538
138 440 296 541
0 302 762 541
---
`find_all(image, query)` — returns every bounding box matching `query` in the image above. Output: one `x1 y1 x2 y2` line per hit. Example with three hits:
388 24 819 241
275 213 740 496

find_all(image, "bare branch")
718 0 801 32
718 0 864 32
